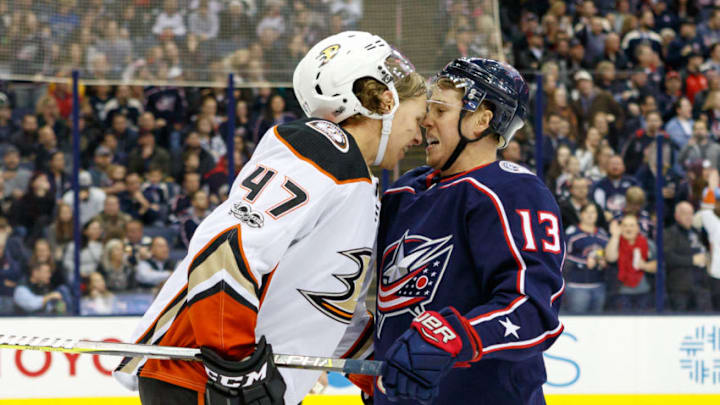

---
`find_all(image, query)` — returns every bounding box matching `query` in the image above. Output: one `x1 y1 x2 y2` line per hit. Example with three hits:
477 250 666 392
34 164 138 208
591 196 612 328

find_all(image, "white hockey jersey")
114 118 377 404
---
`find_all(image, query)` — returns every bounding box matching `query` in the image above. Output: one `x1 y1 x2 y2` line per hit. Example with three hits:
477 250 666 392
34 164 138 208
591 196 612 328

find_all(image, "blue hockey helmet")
432 57 529 149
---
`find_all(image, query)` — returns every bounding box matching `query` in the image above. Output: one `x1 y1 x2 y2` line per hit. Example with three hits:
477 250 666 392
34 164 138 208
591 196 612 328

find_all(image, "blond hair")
343 71 427 125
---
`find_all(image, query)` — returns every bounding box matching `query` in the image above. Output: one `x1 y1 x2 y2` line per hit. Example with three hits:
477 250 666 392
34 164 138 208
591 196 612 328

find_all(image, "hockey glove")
201 336 287 405
382 307 482 404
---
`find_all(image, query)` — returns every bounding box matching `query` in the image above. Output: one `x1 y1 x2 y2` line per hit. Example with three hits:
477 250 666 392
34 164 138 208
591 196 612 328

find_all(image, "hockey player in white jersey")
113 31 427 405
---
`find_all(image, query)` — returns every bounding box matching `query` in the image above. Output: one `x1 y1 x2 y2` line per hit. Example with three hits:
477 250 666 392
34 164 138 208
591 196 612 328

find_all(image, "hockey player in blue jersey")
373 58 566 404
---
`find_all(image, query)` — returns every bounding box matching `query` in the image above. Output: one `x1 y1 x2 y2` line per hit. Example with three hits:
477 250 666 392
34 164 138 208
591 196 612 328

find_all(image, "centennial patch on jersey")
499 161 534 175
298 248 372 324
229 201 265 228
305 120 349 153
376 231 454 337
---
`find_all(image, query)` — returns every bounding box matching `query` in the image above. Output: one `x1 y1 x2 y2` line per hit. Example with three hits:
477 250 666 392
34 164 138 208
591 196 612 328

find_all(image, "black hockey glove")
201 336 286 405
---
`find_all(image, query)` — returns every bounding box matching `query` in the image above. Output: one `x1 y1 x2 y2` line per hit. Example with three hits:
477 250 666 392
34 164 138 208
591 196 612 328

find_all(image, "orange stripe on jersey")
274 126 372 185
139 288 259 392
236 226 259 288
321 301 353 320
258 264 278 307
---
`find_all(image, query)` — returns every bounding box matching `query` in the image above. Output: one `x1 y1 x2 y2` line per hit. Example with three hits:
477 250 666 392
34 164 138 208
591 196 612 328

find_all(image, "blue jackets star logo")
377 231 454 337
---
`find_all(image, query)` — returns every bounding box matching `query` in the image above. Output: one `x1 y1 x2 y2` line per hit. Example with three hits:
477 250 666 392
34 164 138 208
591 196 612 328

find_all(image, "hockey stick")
0 334 383 376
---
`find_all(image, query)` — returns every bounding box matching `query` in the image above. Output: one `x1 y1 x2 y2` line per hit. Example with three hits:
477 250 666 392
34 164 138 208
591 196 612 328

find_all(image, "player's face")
423 87 464 169
380 96 425 169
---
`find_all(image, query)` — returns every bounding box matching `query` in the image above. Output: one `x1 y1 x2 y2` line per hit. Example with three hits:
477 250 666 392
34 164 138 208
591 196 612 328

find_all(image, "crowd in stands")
3 0 720 316
0 56 310 315
0 0 363 83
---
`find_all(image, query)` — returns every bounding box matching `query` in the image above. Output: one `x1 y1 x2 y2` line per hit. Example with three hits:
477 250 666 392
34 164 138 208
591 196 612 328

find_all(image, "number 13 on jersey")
516 209 561 254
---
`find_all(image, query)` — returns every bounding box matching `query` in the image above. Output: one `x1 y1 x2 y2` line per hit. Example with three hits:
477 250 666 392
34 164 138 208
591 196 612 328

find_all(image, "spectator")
555 155 582 200
621 110 668 175
174 131 216 179
9 172 55 242
587 144 615 182
34 125 59 173
612 186 654 237
701 90 720 140
664 201 712 311
575 126 603 173
109 114 138 156
136 236 173 288
89 146 113 188
44 151 69 200
98 239 134 292
180 190 209 248
597 32 630 70
0 237 21 314
678 120 720 171
170 172 202 224
152 0 187 38
330 0 363 29
220 0 255 46
516 27 546 73
667 19 704 70
141 165 171 224
36 95 69 141
621 9 663 63
560 176 608 231
196 116 226 163
571 70 624 135
658 71 684 122
144 85 187 126
701 43 720 73
95 20 133 75
256 0 286 38
62 219 103 284
635 141 686 223
436 25 475 69
94 195 131 242
2 146 32 201
47 202 74 262
62 171 106 226
0 92 15 144
697 8 720 51
14 262 71 315
563 203 610 313
189 0 220 41
118 173 159 225
593 155 639 218
128 132 171 177
685 52 708 103
665 97 694 149
545 144 572 197
205 138 250 202
102 85 143 126
605 215 657 311
28 238 65 291
9 114 38 158
80 271 116 315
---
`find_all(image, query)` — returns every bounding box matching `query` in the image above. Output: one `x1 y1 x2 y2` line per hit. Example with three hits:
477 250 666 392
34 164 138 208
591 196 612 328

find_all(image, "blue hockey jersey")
564 225 609 284
374 161 566 405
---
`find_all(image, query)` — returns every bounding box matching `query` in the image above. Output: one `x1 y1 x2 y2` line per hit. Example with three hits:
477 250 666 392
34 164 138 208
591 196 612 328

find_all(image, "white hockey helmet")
293 31 415 165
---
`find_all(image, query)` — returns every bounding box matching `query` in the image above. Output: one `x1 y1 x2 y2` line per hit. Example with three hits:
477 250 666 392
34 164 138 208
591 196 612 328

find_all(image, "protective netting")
0 0 503 87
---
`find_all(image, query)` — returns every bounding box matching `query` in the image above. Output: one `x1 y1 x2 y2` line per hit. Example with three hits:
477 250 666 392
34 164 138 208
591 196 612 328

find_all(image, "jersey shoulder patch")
498 161 535 175
275 119 370 184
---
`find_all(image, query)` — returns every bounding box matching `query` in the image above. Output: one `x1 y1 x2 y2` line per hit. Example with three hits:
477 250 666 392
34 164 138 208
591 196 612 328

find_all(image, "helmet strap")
357 82 399 166
440 110 493 172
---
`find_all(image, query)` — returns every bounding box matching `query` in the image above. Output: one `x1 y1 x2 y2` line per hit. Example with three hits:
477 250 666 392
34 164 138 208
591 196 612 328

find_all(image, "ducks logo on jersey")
298 248 372 324
377 231 454 337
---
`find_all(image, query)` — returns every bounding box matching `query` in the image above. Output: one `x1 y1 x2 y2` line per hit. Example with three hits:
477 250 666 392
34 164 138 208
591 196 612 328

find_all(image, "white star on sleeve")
499 317 521 339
